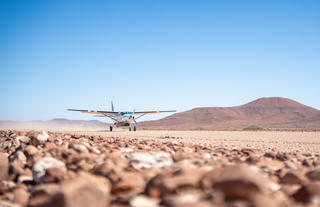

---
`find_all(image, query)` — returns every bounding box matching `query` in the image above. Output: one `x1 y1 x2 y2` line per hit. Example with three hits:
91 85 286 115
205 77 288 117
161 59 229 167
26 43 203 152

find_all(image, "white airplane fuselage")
113 115 135 127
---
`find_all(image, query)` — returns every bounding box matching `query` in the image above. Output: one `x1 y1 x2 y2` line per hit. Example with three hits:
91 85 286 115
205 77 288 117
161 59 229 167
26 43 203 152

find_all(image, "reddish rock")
264 151 276 159
49 172 111 207
250 193 291 207
107 170 145 202
147 167 205 198
302 159 312 167
42 167 67 183
246 154 260 164
276 152 289 161
29 172 110 207
28 184 60 207
280 171 305 185
24 145 39 157
13 188 29 207
0 152 9 180
305 168 320 182
292 182 320 203
202 164 267 200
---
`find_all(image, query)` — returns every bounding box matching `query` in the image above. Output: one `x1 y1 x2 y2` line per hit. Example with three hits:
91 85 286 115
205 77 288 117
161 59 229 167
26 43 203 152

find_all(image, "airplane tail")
111 101 114 112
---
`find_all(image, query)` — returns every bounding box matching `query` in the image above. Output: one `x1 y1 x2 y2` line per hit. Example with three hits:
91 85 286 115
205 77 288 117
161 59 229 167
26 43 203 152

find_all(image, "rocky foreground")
0 130 320 207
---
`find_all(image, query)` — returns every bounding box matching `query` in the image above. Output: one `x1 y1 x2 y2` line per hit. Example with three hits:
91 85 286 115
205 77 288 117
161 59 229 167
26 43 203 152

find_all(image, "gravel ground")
66 130 320 154
1 130 320 207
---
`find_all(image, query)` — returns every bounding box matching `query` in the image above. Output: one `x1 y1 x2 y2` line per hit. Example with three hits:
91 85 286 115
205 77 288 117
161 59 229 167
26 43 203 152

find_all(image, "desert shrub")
243 124 263 131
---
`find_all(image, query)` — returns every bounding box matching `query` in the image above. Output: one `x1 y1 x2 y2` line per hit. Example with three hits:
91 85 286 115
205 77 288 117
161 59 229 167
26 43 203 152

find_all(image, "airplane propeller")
133 109 137 124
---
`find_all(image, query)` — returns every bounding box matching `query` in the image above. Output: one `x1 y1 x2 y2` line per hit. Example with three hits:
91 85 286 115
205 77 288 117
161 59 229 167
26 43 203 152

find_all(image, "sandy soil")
61 130 320 154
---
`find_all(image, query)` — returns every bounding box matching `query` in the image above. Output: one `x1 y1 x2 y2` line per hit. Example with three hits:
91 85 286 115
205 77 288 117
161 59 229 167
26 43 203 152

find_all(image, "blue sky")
1 0 319 121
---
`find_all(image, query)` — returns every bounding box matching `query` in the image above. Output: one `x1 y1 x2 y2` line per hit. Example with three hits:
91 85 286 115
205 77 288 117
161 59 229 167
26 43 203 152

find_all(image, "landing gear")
129 125 136 131
109 126 113 132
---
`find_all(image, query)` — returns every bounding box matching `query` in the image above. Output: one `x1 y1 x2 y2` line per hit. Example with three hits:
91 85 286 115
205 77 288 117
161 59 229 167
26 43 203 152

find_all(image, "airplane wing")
133 110 177 115
67 109 119 115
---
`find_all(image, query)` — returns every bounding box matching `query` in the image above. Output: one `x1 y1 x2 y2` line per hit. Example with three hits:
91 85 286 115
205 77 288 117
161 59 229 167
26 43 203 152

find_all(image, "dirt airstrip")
68 130 320 154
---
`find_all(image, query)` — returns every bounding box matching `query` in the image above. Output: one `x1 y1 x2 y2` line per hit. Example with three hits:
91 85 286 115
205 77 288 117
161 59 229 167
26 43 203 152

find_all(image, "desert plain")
69 130 320 154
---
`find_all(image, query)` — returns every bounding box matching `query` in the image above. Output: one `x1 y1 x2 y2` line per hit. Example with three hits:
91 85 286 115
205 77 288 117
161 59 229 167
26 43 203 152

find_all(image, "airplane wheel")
129 127 131 131
133 126 136 131
110 126 113 132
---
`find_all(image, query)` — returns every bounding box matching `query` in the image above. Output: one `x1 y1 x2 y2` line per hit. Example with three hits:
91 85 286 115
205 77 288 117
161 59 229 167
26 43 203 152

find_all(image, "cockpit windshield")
120 112 133 116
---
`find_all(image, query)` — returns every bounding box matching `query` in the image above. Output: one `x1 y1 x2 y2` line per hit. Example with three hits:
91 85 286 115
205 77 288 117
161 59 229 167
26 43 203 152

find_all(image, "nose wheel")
109 126 113 132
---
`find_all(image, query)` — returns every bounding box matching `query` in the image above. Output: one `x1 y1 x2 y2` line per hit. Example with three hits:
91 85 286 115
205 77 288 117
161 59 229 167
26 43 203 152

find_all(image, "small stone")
130 152 173 169
0 200 20 207
130 195 159 207
15 136 30 144
0 153 9 180
292 182 320 203
202 164 268 200
302 159 312 167
256 159 284 171
24 145 39 157
306 168 320 182
46 172 110 207
37 131 49 143
42 167 67 183
13 188 29 207
72 144 89 153
32 157 66 182
28 183 60 207
276 152 288 161
111 171 145 200
280 171 305 185
246 154 259 164
163 191 202 206
11 151 27 164
264 151 276 159
147 167 205 198
29 131 49 145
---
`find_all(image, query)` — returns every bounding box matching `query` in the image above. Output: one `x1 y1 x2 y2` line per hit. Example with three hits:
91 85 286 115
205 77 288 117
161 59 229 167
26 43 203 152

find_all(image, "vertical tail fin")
111 101 114 112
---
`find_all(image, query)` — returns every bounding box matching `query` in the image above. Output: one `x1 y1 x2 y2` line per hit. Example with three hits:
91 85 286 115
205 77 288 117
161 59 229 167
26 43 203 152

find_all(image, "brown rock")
162 190 205 207
202 164 267 200
276 152 288 161
246 154 259 164
302 159 312 167
264 151 276 159
306 168 320 182
146 167 205 198
24 145 39 157
129 195 159 207
0 180 16 194
250 194 290 207
42 167 67 183
292 182 320 203
0 153 9 180
13 188 29 207
0 200 20 207
111 171 145 201
28 184 60 207
256 159 284 171
280 171 305 185
48 172 111 207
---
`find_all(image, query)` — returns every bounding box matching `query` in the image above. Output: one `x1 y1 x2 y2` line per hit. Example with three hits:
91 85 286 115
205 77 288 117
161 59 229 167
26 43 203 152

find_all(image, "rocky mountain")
140 97 320 129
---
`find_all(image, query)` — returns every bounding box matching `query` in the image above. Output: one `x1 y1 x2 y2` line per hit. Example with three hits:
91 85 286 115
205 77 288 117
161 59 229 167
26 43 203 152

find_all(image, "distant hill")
140 97 320 130
0 119 107 131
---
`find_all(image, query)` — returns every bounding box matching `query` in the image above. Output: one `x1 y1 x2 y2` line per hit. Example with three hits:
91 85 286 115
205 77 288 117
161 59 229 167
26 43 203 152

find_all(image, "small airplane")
68 101 176 131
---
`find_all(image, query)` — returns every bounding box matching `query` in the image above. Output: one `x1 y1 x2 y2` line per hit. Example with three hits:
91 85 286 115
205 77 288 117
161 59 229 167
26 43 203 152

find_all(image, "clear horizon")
1 0 319 121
